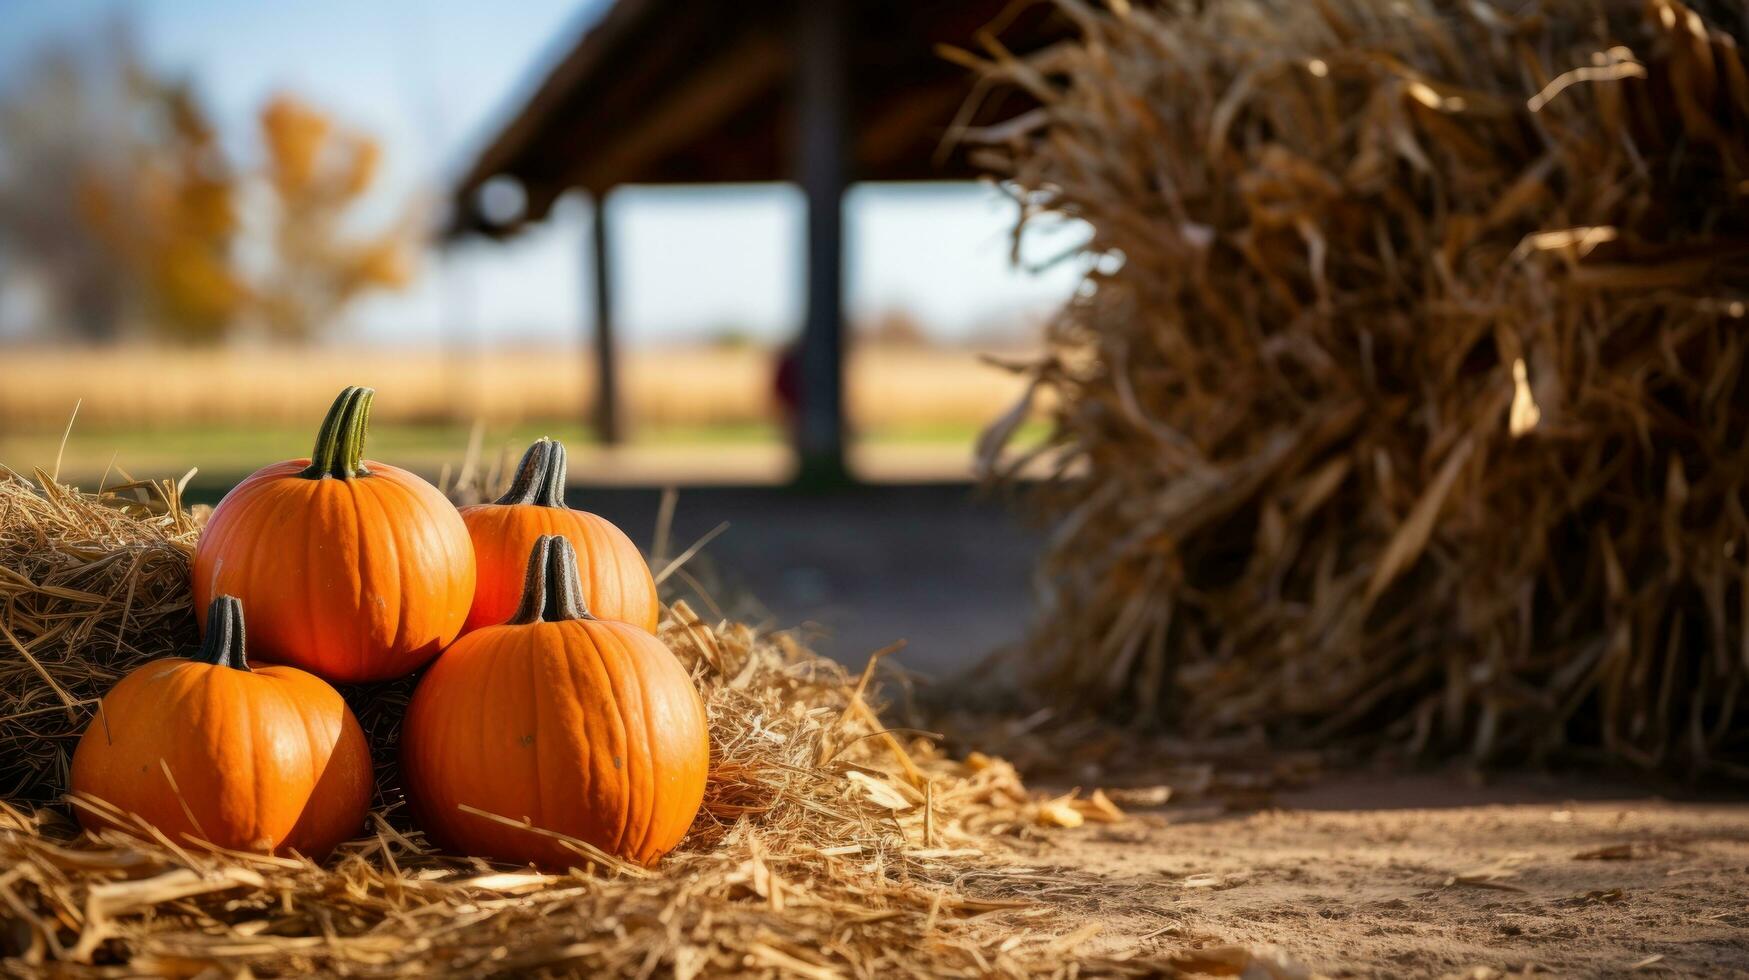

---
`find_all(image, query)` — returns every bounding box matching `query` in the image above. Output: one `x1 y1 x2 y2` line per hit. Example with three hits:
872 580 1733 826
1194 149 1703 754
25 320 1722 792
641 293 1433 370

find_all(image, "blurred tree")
0 32 416 344
253 94 417 340
0 35 145 341
76 55 246 342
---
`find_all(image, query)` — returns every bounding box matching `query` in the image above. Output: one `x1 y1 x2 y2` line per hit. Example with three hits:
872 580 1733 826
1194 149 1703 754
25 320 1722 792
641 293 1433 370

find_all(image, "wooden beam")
568 32 790 194
794 0 849 486
855 78 971 178
590 193 622 446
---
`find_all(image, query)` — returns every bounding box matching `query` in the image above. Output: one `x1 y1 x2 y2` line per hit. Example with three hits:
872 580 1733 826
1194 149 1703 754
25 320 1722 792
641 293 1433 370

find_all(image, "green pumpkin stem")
509 535 595 624
196 596 251 671
300 386 375 480
495 438 570 508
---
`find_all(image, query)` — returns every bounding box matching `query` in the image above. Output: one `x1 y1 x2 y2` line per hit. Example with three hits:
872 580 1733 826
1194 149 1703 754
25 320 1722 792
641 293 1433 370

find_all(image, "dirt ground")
994 772 1749 978
590 485 1749 976
546 483 1044 677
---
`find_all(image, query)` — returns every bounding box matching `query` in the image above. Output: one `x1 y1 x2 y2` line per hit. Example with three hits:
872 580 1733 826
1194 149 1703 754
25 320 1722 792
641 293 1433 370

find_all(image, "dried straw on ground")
971 0 1749 775
0 473 1233 976
0 468 199 803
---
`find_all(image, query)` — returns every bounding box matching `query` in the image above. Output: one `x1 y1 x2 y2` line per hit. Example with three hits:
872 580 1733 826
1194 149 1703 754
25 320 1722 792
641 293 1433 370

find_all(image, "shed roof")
448 0 1063 238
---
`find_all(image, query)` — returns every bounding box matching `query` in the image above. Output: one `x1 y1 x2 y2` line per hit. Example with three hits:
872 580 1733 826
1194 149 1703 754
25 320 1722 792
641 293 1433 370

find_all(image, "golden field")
0 345 1043 485
0 344 1031 430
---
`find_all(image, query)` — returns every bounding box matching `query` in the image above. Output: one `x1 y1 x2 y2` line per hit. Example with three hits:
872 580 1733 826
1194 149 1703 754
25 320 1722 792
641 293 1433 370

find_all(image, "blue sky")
0 0 1087 348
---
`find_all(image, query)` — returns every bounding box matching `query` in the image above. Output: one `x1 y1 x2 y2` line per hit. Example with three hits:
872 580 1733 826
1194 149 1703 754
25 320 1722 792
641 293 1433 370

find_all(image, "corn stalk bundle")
973 0 1749 774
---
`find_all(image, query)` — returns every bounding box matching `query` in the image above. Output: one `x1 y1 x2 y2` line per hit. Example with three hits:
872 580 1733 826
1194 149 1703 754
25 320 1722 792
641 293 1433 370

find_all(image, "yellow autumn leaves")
253 94 417 340
16 46 416 344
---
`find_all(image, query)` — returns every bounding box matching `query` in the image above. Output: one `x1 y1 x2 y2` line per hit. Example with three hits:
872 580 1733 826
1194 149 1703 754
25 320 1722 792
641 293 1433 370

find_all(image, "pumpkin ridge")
626 628 663 861
361 479 409 661
567 619 621 857
345 480 381 673
290 479 330 679
301 483 330 670
244 674 278 848
199 667 254 847
596 621 648 858
292 675 337 852
472 640 493 847
526 626 556 850
206 628 267 844
644 632 698 858
650 639 706 856
298 480 329 672
560 623 603 856
551 622 588 853
255 674 299 850
660 650 700 855
628 629 664 862
179 666 217 838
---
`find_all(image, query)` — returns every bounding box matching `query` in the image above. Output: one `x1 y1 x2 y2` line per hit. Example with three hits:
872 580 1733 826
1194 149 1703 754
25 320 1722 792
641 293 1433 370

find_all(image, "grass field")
0 345 1045 485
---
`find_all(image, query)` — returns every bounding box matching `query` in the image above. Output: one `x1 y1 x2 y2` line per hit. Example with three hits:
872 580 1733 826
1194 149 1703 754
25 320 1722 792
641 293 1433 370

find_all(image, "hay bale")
973 0 1749 774
0 605 1171 974
0 467 1189 973
0 469 199 803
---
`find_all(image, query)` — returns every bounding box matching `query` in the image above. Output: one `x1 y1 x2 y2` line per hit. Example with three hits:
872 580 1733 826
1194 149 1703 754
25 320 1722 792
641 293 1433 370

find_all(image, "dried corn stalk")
974 0 1749 775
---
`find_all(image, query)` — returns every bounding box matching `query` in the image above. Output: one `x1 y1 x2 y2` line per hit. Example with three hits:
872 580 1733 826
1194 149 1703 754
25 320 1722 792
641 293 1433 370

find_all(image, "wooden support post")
590 191 623 446
794 0 850 486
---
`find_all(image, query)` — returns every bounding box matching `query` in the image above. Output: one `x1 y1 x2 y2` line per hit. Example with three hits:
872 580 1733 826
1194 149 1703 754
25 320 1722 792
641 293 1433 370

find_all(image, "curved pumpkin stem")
197 596 251 671
300 386 375 480
509 535 595 624
495 438 570 508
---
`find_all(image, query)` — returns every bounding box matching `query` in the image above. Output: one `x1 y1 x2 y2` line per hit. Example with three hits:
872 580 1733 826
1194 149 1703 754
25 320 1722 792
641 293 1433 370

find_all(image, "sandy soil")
995 772 1749 977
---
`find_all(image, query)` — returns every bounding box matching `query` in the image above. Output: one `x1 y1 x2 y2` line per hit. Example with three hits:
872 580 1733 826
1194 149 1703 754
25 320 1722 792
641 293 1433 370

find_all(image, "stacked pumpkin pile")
74 386 706 870
0 389 1194 975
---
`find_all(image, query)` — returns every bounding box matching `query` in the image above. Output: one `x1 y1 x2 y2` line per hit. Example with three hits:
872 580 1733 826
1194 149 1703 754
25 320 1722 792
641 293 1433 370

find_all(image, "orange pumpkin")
71 596 372 858
193 386 475 682
401 535 708 868
459 437 658 634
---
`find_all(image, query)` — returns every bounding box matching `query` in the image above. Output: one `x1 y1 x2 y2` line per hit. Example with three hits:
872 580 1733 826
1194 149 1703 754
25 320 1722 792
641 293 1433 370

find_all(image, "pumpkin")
401 535 708 868
459 438 658 635
192 386 475 682
70 596 372 858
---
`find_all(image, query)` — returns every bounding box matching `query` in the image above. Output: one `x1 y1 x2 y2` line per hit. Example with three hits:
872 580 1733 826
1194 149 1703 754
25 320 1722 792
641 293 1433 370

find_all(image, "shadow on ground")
568 482 1042 679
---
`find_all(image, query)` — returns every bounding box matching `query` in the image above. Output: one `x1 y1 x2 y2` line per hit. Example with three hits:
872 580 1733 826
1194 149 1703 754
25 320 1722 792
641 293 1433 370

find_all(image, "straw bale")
0 468 200 804
972 0 1749 774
